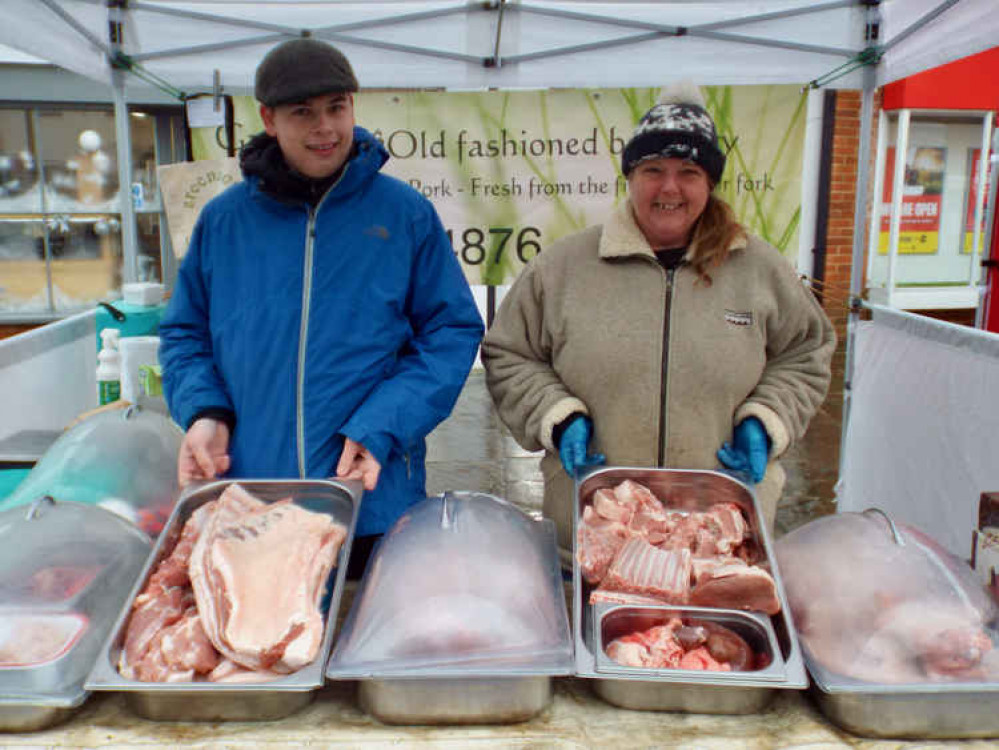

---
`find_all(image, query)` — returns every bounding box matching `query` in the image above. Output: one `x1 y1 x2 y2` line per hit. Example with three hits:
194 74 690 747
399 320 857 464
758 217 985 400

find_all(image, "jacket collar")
239 126 389 206
598 200 748 261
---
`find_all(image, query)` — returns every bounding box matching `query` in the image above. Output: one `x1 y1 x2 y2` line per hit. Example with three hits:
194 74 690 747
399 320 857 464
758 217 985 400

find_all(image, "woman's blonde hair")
686 192 746 284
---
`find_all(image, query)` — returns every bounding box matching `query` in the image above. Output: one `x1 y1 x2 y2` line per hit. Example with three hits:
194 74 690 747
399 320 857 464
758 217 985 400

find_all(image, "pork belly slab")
191 491 347 673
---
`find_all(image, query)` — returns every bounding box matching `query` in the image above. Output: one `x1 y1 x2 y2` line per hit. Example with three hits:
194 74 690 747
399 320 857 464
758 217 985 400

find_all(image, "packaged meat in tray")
0 496 151 732
573 467 806 713
86 479 360 722
776 508 999 739
327 491 573 725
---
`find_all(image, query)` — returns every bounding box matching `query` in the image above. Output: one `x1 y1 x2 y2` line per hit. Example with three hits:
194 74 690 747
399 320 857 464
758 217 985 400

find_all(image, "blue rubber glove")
558 415 606 479
717 417 771 484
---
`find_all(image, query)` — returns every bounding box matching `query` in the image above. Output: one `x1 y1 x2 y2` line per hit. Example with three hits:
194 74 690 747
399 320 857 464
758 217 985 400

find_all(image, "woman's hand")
558 415 606 479
717 417 771 483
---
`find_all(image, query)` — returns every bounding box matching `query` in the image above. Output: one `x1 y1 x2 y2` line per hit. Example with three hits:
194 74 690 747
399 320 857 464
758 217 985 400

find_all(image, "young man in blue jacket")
159 38 484 569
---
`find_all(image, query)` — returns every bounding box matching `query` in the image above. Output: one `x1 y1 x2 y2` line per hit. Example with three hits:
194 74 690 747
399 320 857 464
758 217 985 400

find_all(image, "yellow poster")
190 86 806 285
878 146 945 255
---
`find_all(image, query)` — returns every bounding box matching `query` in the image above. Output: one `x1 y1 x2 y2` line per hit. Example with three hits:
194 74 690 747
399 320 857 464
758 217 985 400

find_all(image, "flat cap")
255 38 359 107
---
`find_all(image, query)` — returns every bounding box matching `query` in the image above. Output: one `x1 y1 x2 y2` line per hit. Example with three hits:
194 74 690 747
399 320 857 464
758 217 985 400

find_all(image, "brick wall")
817 89 868 409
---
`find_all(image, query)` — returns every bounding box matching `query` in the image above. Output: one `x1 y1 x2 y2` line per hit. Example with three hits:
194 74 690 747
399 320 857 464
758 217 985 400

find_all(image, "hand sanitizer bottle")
97 328 122 405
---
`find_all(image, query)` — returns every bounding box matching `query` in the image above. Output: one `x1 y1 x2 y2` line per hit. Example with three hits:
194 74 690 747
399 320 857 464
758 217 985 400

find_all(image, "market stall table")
6 675 998 748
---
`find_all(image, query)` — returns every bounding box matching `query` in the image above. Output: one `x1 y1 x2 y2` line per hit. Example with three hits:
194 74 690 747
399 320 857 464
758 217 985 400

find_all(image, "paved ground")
426 368 843 539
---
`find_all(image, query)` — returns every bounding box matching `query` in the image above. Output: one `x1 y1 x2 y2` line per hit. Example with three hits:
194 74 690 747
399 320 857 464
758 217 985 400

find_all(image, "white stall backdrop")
838 303 999 558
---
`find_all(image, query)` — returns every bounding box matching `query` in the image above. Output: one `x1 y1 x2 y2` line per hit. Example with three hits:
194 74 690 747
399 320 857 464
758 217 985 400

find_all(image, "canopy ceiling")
1 1 996 98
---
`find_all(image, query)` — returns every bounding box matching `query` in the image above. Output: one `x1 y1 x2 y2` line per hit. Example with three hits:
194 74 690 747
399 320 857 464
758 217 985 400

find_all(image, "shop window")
0 109 40 214
0 104 183 320
0 218 47 312
866 109 994 310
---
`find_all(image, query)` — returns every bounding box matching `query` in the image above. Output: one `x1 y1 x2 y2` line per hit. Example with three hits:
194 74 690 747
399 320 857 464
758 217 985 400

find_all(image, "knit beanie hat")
255 38 359 107
621 83 725 183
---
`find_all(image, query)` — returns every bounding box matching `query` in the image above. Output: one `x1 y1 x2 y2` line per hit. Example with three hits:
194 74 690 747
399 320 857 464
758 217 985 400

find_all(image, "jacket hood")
239 127 389 205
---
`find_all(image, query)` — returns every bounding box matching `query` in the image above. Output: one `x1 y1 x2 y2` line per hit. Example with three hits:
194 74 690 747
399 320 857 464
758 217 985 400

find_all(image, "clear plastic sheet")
838 305 999 558
329 492 573 676
2 405 182 536
776 510 999 685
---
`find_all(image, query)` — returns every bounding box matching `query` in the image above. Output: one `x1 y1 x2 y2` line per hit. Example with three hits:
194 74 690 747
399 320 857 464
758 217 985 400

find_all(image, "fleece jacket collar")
598 200 747 262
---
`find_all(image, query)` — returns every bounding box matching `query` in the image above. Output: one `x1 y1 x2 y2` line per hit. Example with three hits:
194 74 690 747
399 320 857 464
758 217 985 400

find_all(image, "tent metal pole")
130 0 473 36
880 0 962 54
839 61 877 498
138 31 484 67
128 1 307 35
134 34 292 63
517 0 852 34
516 1 857 57
38 0 111 56
113 68 139 285
695 1 857 33
686 30 855 58
317 33 484 64
109 1 138 285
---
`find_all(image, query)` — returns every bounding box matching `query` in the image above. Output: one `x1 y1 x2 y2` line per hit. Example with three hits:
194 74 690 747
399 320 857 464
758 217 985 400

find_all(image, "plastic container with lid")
775 509 999 739
327 491 573 724
0 496 151 731
2 405 183 538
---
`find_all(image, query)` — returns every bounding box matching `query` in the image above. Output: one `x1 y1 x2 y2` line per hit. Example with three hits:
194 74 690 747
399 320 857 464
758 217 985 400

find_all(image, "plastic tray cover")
329 492 573 676
776 511 999 687
3 406 183 537
0 498 150 708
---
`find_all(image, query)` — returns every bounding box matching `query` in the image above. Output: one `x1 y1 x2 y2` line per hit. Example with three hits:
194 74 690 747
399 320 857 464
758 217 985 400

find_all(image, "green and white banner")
190 86 805 285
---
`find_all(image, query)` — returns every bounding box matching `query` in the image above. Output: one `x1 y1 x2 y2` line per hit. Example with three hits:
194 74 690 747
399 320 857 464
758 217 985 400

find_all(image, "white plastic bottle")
97 328 122 405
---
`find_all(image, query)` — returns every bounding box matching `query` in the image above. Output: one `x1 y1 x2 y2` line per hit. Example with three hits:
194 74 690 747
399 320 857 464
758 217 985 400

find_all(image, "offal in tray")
605 615 771 672
118 483 347 683
578 479 779 614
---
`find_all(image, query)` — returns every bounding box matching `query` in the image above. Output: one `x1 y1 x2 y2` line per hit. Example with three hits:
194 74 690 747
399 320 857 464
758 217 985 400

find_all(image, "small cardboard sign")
156 159 242 260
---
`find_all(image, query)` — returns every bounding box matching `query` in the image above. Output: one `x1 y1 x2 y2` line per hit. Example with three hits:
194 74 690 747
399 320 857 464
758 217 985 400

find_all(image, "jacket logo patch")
365 225 390 240
724 310 753 326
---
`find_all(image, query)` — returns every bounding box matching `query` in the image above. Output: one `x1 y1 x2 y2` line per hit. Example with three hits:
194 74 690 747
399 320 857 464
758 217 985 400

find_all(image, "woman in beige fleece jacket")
481 91 835 559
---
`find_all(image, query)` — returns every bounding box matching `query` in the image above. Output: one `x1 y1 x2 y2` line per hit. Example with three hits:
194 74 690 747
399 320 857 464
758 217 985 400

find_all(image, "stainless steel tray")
573 467 807 713
358 676 552 725
0 499 151 732
85 479 361 721
806 648 999 739
0 703 79 733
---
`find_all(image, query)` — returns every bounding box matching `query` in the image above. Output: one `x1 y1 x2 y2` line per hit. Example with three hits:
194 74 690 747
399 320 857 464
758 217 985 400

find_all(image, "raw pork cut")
690 559 780 615
190 488 346 673
120 483 347 681
600 538 691 603
605 617 755 672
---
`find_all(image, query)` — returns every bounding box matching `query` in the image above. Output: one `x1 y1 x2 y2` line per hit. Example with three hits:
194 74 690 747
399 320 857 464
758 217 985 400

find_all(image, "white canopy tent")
1 0 997 554
1 0 995 284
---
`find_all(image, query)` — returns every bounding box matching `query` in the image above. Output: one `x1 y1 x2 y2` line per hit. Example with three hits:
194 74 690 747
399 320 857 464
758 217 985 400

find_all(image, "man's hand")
178 417 231 487
336 437 382 491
